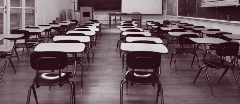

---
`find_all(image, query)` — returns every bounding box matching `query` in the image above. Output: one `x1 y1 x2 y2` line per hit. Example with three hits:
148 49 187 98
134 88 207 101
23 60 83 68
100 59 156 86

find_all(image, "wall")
91 10 167 25
36 0 71 25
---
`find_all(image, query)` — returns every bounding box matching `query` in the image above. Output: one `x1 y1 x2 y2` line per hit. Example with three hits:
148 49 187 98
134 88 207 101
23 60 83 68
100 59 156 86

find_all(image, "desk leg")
109 15 111 28
140 16 142 28
12 40 19 61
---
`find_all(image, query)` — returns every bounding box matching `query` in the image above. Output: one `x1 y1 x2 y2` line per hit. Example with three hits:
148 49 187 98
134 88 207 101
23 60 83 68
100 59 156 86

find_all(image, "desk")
126 37 163 43
75 28 99 32
122 32 151 36
108 13 142 28
3 34 27 60
189 38 227 44
53 36 90 43
120 43 168 68
168 32 197 37
119 28 144 32
121 43 168 53
223 34 240 40
66 31 95 36
160 27 184 31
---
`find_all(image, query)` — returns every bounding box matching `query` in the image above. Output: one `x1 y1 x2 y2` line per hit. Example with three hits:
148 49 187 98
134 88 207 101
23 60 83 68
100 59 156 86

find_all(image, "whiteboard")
121 0 163 14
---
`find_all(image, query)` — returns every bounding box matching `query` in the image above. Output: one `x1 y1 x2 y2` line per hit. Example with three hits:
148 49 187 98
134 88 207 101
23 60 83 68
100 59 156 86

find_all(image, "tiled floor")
0 28 240 104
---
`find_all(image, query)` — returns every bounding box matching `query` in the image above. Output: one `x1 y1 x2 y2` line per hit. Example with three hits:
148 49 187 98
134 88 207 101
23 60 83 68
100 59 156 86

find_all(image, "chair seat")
36 72 72 86
126 71 158 84
202 59 234 69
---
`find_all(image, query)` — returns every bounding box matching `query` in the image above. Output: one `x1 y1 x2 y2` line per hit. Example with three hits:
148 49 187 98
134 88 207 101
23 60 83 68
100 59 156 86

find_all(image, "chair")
26 51 75 104
11 30 35 61
39 25 53 42
131 12 141 26
0 50 16 82
120 51 164 104
170 34 200 73
49 23 60 35
117 29 142 51
193 42 240 96
166 29 186 47
163 20 171 26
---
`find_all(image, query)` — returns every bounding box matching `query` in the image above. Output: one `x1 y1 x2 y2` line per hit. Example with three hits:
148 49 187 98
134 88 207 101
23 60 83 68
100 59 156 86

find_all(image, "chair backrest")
216 42 239 57
121 26 135 28
126 34 145 37
193 26 205 28
131 40 156 44
207 29 220 31
218 35 232 41
184 24 194 26
125 29 141 32
126 51 161 69
30 51 68 70
178 34 199 44
54 40 81 43
170 29 185 32
121 24 134 26
75 29 91 31
163 20 171 25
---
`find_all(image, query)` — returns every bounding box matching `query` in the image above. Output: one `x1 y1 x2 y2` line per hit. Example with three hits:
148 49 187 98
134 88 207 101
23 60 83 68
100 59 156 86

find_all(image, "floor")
0 27 240 104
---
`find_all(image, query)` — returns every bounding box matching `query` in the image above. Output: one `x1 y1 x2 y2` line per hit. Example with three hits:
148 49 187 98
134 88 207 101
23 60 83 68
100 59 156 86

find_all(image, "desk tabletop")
160 27 184 31
201 31 230 35
223 34 240 40
126 37 163 43
119 28 144 32
66 31 95 36
0 34 24 40
53 36 90 43
121 43 168 53
189 38 227 44
168 32 197 36
192 28 209 31
34 43 85 53
75 28 99 31
19 28 45 33
122 32 151 36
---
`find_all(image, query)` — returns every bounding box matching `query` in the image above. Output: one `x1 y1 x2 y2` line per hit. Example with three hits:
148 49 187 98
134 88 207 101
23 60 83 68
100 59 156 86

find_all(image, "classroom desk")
160 27 184 31
66 31 95 36
168 32 197 37
121 43 168 53
119 28 144 32
189 38 227 44
223 34 240 40
108 13 142 28
75 28 99 32
120 43 168 68
53 36 90 43
126 37 163 43
122 32 151 36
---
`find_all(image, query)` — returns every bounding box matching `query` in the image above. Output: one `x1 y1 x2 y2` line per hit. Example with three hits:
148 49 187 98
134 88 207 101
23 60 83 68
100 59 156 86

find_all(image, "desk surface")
53 36 90 43
223 34 240 40
126 37 162 43
75 28 99 32
66 31 95 36
160 27 184 31
122 32 151 36
168 32 197 36
119 28 144 32
121 43 168 53
189 38 227 44
19 28 45 33
202 31 230 35
0 34 24 40
34 43 85 53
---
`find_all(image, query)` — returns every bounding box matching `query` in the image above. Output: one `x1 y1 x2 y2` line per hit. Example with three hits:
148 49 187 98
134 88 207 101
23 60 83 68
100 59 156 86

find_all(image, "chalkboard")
178 0 240 21
78 0 121 10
